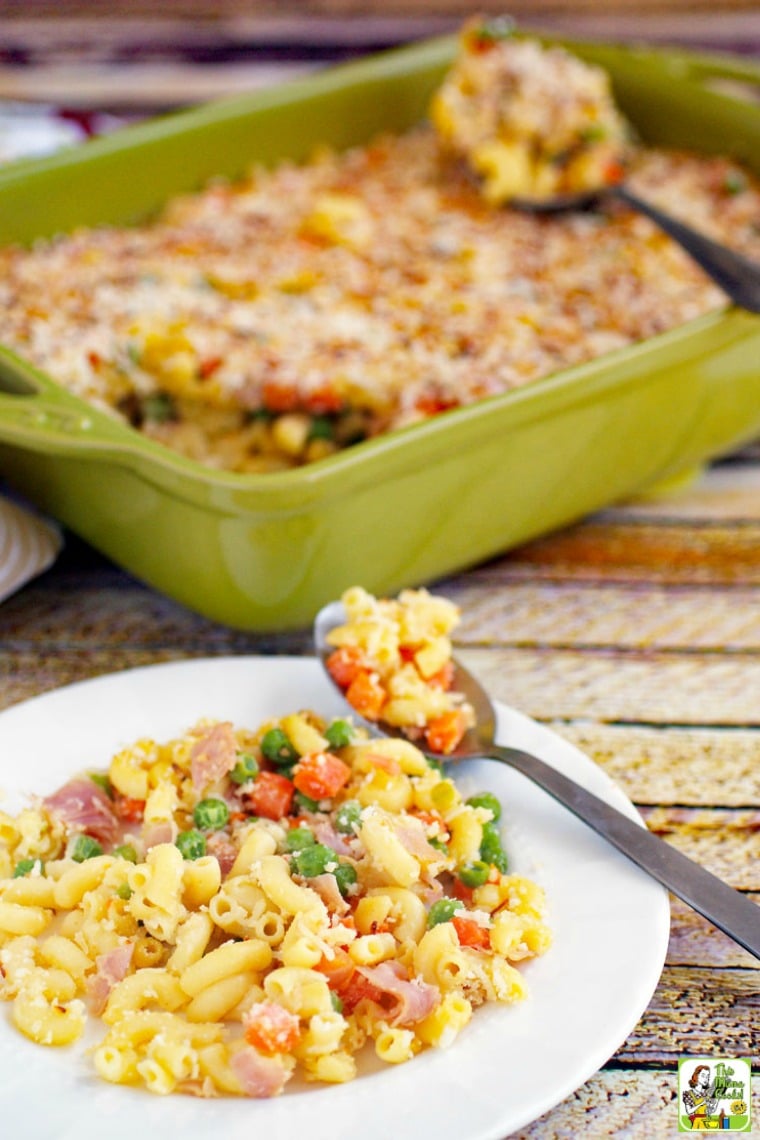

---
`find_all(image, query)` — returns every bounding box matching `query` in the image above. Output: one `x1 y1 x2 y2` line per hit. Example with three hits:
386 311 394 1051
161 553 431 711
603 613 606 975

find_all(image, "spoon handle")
490 742 760 959
613 184 760 313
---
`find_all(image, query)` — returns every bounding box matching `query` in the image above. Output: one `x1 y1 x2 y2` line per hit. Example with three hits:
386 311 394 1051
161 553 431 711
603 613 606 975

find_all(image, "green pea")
330 990 344 1013
428 836 450 855
13 858 42 878
475 16 514 42
141 392 175 423
479 821 508 873
88 772 113 798
294 790 321 814
261 728 299 767
230 753 259 785
724 171 747 195
334 800 362 835
193 797 230 831
116 882 133 900
466 792 502 821
291 843 336 878
325 719 354 749
427 898 464 928
113 844 138 864
176 829 207 861
284 827 316 854
333 862 358 897
70 835 103 863
308 415 334 441
458 860 490 888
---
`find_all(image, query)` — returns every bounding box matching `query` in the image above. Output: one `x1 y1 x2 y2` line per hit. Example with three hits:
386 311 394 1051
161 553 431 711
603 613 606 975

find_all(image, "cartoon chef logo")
678 1058 751 1132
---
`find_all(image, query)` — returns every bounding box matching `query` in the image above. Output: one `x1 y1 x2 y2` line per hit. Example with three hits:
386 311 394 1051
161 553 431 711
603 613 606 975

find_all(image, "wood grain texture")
461 647 760 727
2 7 760 111
522 1069 758 1140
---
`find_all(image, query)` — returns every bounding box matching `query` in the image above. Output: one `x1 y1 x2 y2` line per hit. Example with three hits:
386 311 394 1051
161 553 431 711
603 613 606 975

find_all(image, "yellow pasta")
0 621 549 1099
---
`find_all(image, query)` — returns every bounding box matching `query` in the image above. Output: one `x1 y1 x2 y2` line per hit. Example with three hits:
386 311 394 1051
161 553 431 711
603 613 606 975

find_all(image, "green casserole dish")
0 32 759 631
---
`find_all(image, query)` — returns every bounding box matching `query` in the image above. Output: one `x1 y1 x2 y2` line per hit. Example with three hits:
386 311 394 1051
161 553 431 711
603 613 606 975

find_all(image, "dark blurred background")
1 0 759 116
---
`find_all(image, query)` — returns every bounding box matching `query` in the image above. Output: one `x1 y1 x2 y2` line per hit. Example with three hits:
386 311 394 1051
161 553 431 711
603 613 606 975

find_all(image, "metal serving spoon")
512 182 760 314
315 600 760 959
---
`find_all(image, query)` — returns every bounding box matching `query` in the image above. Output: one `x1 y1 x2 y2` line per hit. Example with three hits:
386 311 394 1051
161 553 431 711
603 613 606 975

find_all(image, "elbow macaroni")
0 692 549 1098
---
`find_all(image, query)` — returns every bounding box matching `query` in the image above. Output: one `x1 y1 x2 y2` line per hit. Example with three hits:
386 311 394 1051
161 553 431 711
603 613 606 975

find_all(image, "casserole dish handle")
0 355 130 456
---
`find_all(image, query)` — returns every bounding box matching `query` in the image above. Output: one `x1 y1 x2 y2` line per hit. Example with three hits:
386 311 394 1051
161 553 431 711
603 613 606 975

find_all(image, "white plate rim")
0 656 670 1140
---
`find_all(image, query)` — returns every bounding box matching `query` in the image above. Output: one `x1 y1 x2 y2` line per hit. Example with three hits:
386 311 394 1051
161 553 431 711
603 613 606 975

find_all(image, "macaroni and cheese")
325 586 475 754
0 28 757 472
0 704 550 1098
432 19 631 203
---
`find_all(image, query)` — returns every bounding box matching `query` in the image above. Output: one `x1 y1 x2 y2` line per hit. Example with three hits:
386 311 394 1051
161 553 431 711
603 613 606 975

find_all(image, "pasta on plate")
0 704 550 1098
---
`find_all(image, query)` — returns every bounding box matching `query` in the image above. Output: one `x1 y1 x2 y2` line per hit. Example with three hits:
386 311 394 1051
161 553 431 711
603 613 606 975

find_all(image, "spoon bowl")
315 599 760 958
511 181 760 313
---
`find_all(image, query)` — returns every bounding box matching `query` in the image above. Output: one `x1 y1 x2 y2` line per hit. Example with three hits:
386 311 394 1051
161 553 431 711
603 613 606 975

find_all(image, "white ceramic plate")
0 657 670 1140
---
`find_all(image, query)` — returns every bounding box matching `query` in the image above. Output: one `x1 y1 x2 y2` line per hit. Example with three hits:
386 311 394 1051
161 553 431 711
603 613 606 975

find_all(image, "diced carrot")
424 709 468 755
244 1001 301 1055
325 646 370 689
314 947 384 1012
198 355 223 379
452 915 491 950
345 670 386 721
451 878 474 905
292 751 352 800
412 809 450 842
262 380 299 413
245 770 295 820
112 795 146 824
314 947 355 990
304 384 344 415
338 971 384 1013
414 394 459 416
427 661 455 691
604 159 626 186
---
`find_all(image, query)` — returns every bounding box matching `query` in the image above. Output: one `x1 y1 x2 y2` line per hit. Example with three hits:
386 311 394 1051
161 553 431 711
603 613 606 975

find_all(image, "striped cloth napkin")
0 495 62 604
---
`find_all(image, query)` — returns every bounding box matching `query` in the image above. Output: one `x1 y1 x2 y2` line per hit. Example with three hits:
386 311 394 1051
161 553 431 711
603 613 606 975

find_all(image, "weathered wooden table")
1 10 759 1135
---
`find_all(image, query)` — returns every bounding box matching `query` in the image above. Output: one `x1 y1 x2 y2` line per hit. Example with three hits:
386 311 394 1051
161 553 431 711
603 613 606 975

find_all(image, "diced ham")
308 872 350 915
230 1045 292 1098
205 831 238 877
43 777 119 844
356 960 439 1025
417 874 445 906
391 816 440 863
190 722 238 791
307 816 355 857
86 942 134 1015
142 821 174 850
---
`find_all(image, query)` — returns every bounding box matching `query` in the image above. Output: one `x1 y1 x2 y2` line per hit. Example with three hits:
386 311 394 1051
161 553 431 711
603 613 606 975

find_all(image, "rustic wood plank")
0 575 304 654
667 894 760 967
0 61 320 109
603 462 760 524
7 572 760 656
615 965 760 1063
1 9 760 112
521 1068 759 1140
551 722 760 807
2 2 759 19
449 581 760 652
462 647 760 727
464 523 760 586
640 808 760 889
